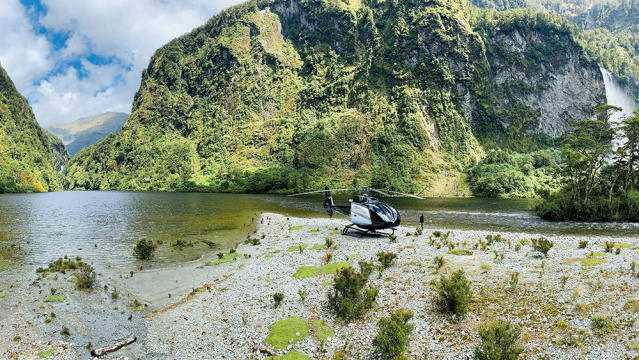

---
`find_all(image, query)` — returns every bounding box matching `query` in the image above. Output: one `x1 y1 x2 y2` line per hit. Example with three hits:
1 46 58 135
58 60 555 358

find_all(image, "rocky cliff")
0 63 67 193
64 0 605 193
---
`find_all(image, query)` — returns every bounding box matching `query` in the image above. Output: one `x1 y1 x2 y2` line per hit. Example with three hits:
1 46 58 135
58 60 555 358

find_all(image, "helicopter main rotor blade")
385 190 425 199
287 188 363 196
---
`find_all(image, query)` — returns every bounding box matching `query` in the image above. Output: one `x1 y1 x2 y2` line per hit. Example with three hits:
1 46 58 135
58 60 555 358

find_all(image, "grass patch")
329 231 341 235
44 295 65 303
287 245 307 252
312 319 334 340
320 262 351 275
448 249 473 256
321 280 332 286
36 349 55 358
134 304 147 311
615 243 635 248
348 254 359 259
289 225 305 231
206 252 240 266
309 243 324 250
272 350 312 360
264 316 310 350
0 292 6 299
293 266 319 279
579 258 607 266
308 229 320 233
589 252 606 257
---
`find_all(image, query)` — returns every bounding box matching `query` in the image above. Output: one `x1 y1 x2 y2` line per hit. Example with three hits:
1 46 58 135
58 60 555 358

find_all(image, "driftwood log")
255 346 276 356
90 337 136 357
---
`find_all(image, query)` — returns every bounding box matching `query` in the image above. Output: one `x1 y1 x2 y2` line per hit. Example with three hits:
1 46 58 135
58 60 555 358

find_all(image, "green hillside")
0 63 67 193
64 0 603 195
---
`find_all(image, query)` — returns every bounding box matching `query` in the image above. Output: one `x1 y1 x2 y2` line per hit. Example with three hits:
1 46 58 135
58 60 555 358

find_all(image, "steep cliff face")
64 0 605 193
0 64 66 193
468 10 605 148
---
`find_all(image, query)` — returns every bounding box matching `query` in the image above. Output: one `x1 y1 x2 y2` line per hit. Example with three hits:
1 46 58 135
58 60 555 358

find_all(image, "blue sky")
0 0 243 126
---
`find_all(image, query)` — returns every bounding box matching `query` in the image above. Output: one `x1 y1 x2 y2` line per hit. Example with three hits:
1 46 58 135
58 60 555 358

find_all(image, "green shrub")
297 289 307 302
604 241 615 253
433 231 442 238
133 239 157 260
244 238 260 245
474 320 524 360
531 237 554 257
435 269 473 320
508 272 519 293
373 308 414 359
325 238 334 248
60 326 70 336
591 315 614 336
273 293 284 308
578 240 588 249
377 251 398 268
328 263 378 321
75 263 96 290
433 256 445 270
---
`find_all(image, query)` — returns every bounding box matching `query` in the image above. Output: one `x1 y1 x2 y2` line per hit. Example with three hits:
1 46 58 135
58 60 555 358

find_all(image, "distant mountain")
0 63 67 193
47 112 128 157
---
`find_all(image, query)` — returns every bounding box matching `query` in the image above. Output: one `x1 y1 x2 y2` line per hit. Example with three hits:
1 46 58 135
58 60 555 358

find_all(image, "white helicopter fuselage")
350 200 372 227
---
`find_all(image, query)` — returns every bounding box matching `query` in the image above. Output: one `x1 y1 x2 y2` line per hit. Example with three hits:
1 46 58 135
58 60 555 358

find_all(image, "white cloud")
0 0 52 91
0 0 245 126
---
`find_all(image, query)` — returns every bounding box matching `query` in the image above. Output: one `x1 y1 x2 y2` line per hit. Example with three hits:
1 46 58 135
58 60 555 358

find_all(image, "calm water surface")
0 191 636 271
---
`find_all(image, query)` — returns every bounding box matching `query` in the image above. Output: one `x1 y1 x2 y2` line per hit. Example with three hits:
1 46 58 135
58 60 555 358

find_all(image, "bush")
377 251 398 268
531 237 554 257
373 308 414 359
75 263 96 290
60 326 70 336
273 293 284 308
578 240 588 249
435 269 473 320
133 239 157 260
325 238 334 248
474 320 524 360
604 241 615 253
433 256 445 270
591 315 614 336
328 262 378 321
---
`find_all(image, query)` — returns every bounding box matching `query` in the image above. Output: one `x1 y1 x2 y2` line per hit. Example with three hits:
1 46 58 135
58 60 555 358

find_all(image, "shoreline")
1 213 639 359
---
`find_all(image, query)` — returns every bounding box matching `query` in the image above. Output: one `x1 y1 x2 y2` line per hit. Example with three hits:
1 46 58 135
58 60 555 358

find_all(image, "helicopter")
289 186 423 236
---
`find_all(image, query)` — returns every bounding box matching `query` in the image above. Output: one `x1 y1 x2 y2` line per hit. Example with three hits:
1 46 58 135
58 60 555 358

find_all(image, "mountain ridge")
64 0 604 194
47 112 128 157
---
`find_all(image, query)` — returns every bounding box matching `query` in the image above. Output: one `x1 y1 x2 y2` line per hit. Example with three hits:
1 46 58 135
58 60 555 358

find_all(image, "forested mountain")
0 63 68 193
47 112 128 157
467 0 639 100
64 0 604 194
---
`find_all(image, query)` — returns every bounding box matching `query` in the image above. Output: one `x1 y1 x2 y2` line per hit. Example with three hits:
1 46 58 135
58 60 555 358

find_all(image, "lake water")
1 191 637 272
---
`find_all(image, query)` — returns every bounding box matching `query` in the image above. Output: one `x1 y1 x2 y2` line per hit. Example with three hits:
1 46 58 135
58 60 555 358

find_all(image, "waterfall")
600 68 637 149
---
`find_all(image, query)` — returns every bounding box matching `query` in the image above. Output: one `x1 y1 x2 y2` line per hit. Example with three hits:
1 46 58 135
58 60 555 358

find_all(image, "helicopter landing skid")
342 224 396 237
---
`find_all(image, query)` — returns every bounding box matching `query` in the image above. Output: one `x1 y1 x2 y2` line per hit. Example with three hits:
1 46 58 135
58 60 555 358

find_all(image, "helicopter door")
350 201 372 227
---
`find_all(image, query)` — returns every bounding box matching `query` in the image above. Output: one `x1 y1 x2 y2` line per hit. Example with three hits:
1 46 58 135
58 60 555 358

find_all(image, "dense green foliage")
435 269 473 320
0 63 66 193
474 320 524 360
467 148 560 197
538 107 639 221
133 238 157 260
328 261 378 321
64 0 599 195
372 308 414 359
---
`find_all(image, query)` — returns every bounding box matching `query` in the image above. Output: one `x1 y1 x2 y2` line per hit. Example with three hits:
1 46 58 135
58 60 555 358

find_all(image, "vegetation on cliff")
466 0 639 101
64 0 601 195
0 63 67 193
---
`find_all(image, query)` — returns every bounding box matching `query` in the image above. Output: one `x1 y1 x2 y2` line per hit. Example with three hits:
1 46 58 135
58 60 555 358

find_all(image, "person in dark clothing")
419 213 424 230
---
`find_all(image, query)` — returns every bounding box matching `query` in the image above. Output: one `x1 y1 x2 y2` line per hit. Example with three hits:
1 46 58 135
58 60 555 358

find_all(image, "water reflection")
0 191 636 271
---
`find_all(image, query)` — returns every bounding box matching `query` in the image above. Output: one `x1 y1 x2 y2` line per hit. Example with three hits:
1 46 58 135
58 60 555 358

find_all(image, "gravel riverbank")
2 213 638 359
